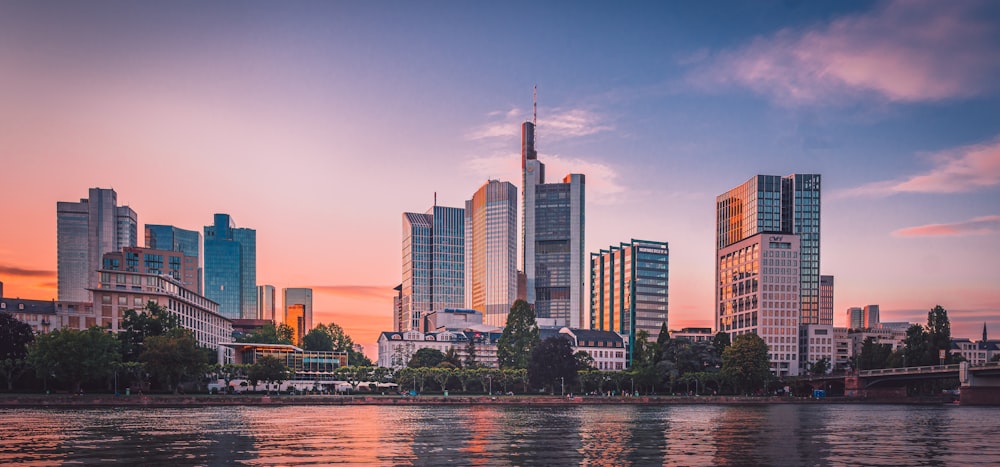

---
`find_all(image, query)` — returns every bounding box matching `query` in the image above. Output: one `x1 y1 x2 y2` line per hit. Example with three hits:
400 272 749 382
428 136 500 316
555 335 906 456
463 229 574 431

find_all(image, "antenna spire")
532 85 537 126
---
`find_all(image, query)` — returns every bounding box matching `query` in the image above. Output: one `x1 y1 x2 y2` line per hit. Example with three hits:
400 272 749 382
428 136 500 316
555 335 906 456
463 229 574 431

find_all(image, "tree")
0 313 35 391
119 301 179 361
926 305 952 364
301 328 334 351
443 347 463 368
139 328 207 393
808 358 831 376
574 351 596 371
713 331 731 358
654 324 670 364
464 336 479 368
408 348 445 368
238 323 294 345
247 355 288 394
27 327 121 393
310 322 372 367
900 324 930 367
858 337 893 370
210 363 248 393
720 333 770 395
527 336 577 394
497 300 540 369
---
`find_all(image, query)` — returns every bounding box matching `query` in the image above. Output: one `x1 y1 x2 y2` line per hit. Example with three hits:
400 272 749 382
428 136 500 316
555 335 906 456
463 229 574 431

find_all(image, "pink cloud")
893 215 1000 237
695 0 1000 105
838 136 1000 197
467 106 613 141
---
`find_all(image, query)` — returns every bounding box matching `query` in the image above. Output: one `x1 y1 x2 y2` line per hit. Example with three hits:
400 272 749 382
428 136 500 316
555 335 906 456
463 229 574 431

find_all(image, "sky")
1 1 999 359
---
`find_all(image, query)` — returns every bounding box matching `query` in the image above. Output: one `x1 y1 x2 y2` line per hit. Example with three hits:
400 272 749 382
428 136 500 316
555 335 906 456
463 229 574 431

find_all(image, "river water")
1 404 997 465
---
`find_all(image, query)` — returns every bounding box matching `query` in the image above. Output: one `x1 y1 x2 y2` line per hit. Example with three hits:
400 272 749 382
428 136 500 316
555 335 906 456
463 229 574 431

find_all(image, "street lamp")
560 377 565 396
486 375 492 395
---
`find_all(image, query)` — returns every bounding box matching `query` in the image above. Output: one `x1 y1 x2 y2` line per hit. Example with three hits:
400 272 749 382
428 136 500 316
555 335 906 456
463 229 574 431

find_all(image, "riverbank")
0 393 955 408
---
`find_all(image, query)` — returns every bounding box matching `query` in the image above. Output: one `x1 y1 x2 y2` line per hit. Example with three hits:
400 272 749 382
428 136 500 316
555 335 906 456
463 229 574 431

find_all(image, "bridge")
802 362 1000 405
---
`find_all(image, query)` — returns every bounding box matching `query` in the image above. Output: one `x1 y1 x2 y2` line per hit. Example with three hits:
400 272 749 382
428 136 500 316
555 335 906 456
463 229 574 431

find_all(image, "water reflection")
1 404 999 465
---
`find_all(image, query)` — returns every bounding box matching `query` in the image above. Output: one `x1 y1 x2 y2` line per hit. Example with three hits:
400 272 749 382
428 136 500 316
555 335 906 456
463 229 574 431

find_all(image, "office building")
820 275 834 326
257 285 276 322
863 304 880 329
521 119 586 328
392 284 404 332
145 224 202 293
401 204 464 332
847 307 864 329
285 303 306 345
204 214 257 320
590 239 669 365
101 247 199 293
465 180 518 327
716 174 821 325
283 287 313 336
57 188 138 302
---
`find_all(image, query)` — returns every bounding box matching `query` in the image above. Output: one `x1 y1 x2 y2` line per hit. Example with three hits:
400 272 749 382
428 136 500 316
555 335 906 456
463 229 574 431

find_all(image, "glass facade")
820 275 834 326
258 285 276 322
283 288 313 336
57 188 137 302
146 224 202 293
401 206 464 332
465 180 518 327
204 214 257 320
590 240 668 365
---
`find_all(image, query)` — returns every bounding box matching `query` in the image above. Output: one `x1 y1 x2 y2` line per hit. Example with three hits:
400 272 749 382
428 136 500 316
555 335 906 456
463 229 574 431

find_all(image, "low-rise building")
377 329 502 369
0 296 57 334
799 324 835 373
553 328 628 371
219 342 348 379
671 327 715 343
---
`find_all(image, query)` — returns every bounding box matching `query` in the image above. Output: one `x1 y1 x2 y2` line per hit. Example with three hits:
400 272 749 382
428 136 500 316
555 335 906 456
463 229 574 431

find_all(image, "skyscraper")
203 214 257 320
590 239 669 365
465 180 518 327
57 188 137 302
847 307 864 329
863 304 880 329
401 204 464 332
820 275 834 326
257 285 276 322
283 287 313 334
145 224 202 293
521 120 586 328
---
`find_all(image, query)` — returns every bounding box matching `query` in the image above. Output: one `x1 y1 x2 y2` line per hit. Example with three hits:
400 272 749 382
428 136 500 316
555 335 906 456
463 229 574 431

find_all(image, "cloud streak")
692 0 1000 105
893 215 1000 238
838 136 1000 197
0 265 56 278
467 106 613 141
309 285 396 301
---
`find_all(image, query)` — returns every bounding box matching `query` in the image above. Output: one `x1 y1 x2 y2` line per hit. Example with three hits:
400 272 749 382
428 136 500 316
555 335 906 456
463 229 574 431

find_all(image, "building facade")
847 307 864 329
717 233 802 377
101 247 199 293
204 214 257 320
57 188 138 302
257 285 276 322
590 239 669 365
521 120 586 328
863 304 880 329
401 205 465 332
283 287 313 336
465 180 518 327
377 329 501 369
549 328 628 371
145 224 202 293
799 324 835 373
820 275 834 326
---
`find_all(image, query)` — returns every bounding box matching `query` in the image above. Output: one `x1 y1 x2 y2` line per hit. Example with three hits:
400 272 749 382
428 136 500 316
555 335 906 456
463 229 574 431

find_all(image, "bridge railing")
859 364 960 377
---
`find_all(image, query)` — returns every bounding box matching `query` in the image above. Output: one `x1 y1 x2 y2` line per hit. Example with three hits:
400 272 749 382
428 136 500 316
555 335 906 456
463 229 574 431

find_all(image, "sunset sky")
1 1 998 358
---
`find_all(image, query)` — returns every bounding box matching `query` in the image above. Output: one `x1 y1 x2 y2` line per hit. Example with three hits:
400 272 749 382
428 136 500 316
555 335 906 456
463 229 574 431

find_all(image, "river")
1 404 997 465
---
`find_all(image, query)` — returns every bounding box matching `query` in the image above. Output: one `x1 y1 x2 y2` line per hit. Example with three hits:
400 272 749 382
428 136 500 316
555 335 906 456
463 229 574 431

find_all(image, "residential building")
820 275 834 326
521 119 586 328
283 287 313 335
465 180 518 327
672 327 715 343
717 233 801 377
550 328 628 371
90 269 232 351
57 188 138 302
203 214 257 320
101 247 199 293
848 325 910 360
145 224 202 293
716 174 821 326
257 285 276 322
799 324 835 373
377 329 501 369
847 307 864 330
401 205 465 332
590 239 669 365
834 327 851 370
0 296 56 334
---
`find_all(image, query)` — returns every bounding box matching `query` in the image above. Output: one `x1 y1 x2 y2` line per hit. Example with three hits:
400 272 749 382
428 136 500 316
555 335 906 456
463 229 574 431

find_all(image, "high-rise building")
203 214 257 320
392 284 404 332
401 205 465 332
820 275 834 326
57 188 138 302
716 174 821 326
590 239 669 365
145 224 202 293
847 307 864 330
101 247 199 292
283 287 313 334
285 303 306 345
465 180 518 327
863 304 880 329
521 120 586 328
257 285 276 322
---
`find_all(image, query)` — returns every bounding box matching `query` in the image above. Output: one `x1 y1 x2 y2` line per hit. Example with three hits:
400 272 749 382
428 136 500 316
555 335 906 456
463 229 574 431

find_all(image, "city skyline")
1 1 998 358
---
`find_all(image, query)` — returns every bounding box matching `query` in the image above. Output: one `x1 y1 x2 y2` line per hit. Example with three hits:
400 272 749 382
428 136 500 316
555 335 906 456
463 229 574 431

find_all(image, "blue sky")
1 0 998 352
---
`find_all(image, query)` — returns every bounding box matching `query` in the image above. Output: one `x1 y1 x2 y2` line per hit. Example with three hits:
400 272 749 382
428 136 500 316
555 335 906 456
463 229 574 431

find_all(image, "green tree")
443 347 463 368
654 324 670 364
713 331 731 358
926 305 952 364
301 328 334 351
527 336 577 394
310 322 372 367
27 327 121 393
119 301 179 361
858 336 893 370
574 351 596 371
210 363 248 393
807 358 831 376
238 323 294 345
139 328 207 393
464 336 479 368
497 300 539 369
721 333 771 395
900 324 930 367
408 348 446 368
0 313 35 391
247 355 288 394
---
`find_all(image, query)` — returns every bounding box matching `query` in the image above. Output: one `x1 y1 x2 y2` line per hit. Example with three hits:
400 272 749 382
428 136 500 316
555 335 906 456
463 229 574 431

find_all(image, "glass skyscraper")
145 224 202 293
521 121 586 328
401 205 464 332
590 239 669 365
465 180 518 327
204 213 257 320
57 188 137 302
257 285 276 322
283 287 313 336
